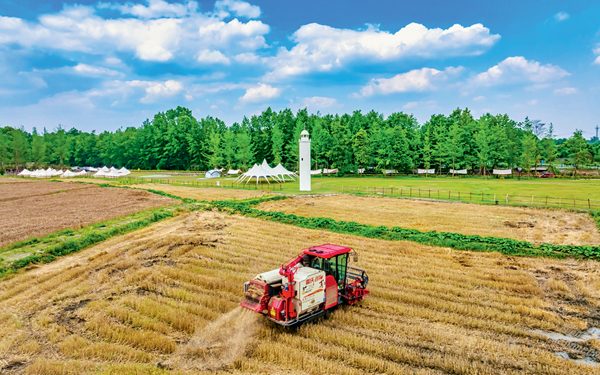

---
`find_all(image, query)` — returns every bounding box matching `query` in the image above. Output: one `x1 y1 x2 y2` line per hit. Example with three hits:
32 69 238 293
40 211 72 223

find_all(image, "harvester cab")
241 244 369 326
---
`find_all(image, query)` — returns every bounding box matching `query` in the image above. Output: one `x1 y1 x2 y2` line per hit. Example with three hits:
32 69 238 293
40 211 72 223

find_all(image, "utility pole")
596 125 599 140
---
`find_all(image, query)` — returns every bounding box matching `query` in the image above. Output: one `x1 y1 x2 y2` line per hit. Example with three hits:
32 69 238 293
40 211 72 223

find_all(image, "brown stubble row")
0 211 599 374
0 185 178 247
257 194 600 246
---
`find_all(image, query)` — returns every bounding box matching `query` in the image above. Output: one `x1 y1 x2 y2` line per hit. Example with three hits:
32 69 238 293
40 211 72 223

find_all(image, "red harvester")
241 244 369 326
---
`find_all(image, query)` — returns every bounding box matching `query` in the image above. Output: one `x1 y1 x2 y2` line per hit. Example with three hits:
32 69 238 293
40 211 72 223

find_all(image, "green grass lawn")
120 172 600 202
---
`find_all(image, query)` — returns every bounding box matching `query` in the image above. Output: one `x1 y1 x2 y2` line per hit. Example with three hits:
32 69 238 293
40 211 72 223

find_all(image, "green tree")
565 129 592 176
520 132 538 177
12 127 30 170
271 121 284 165
31 128 46 168
445 121 464 177
474 121 489 176
206 130 222 169
352 128 370 171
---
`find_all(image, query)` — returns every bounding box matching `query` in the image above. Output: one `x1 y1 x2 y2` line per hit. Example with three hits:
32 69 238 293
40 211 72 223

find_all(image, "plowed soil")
0 183 178 247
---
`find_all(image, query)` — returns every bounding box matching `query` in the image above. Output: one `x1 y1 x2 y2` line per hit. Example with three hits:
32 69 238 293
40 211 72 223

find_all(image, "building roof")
304 243 351 259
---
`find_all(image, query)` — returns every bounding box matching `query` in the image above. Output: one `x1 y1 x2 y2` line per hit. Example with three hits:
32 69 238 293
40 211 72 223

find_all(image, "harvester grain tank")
241 244 369 326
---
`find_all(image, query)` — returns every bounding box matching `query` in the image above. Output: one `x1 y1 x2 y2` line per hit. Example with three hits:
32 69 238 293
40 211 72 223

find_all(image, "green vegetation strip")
0 209 178 278
211 198 600 260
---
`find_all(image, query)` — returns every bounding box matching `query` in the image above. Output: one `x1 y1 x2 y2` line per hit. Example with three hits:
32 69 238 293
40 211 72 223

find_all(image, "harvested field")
0 178 32 184
130 183 270 201
0 185 178 248
0 181 95 203
258 195 600 246
1 211 599 374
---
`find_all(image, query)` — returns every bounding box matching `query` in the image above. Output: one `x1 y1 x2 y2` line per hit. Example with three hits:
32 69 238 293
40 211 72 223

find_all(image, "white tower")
299 129 311 191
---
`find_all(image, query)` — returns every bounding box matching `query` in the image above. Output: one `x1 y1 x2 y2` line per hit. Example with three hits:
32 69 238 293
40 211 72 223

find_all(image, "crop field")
0 178 32 184
1 210 599 374
0 182 178 248
0 181 95 203
258 195 600 246
129 184 270 201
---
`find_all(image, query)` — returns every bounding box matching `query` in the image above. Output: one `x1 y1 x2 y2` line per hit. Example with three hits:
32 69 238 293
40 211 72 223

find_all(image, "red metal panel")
324 275 338 309
304 243 351 259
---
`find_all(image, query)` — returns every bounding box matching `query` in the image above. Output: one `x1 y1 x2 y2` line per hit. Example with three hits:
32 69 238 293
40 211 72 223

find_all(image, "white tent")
493 169 512 175
273 163 298 181
61 170 77 178
101 166 110 172
51 169 64 177
205 169 221 179
33 169 51 178
94 169 107 178
76 170 88 176
235 163 282 184
88 167 98 172
118 167 131 176
18 169 32 176
104 169 122 178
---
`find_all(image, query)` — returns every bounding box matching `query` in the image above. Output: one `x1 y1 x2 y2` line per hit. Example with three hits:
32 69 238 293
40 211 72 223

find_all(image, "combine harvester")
241 244 369 326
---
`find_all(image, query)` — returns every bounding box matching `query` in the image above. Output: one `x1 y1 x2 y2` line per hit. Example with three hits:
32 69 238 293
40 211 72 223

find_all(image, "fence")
341 185 600 209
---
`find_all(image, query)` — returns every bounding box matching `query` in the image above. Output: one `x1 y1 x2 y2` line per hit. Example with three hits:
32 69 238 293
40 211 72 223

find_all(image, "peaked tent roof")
18 169 32 176
61 170 77 178
273 163 298 180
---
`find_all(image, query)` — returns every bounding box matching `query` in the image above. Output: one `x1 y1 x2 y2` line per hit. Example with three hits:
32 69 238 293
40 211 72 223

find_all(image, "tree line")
1 106 598 175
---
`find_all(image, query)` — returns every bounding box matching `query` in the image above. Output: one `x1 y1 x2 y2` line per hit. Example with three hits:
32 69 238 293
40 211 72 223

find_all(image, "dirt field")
0 181 95 203
0 184 178 248
0 178 32 184
130 184 270 201
257 195 600 246
1 210 599 374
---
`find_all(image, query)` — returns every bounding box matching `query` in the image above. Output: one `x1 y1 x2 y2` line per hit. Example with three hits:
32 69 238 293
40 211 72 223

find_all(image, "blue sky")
1 0 599 138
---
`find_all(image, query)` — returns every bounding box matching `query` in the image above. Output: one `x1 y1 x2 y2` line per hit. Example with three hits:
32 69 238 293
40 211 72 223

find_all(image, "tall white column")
299 130 311 191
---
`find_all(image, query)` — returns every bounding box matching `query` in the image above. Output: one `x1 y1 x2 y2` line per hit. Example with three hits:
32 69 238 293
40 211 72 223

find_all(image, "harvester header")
241 243 369 326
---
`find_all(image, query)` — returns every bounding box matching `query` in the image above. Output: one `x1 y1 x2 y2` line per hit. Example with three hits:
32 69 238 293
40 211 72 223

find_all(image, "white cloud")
99 0 199 19
239 83 281 103
528 99 538 106
264 22 499 80
469 56 569 87
594 46 600 65
72 63 123 77
233 52 261 64
0 2 269 63
595 56 600 65
197 49 230 64
303 96 337 109
214 0 261 18
104 57 122 65
355 66 462 97
553 87 577 95
401 100 437 110
138 80 183 103
554 12 570 22
473 95 485 101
